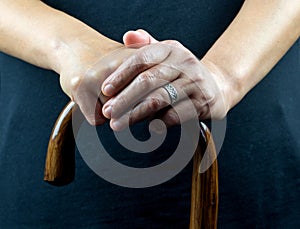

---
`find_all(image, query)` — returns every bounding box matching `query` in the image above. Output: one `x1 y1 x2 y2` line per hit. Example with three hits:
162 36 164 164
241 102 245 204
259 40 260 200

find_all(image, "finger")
76 95 106 126
108 97 204 132
102 64 181 119
101 43 172 97
109 111 130 131
136 29 158 43
123 29 158 48
124 77 195 119
156 98 209 128
106 78 195 129
161 39 185 49
108 106 165 132
109 91 170 130
67 73 106 126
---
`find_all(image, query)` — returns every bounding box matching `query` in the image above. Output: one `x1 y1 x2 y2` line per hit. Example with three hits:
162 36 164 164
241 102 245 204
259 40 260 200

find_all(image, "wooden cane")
190 123 219 229
44 101 218 228
44 101 76 186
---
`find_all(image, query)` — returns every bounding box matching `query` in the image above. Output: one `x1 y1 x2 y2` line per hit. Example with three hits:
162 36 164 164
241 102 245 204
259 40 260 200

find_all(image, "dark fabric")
0 0 299 228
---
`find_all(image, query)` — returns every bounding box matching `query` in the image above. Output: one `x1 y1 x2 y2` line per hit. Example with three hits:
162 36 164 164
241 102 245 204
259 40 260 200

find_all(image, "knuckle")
139 51 154 64
66 76 83 101
137 44 165 64
194 94 219 119
137 72 150 82
157 92 170 106
113 71 128 86
118 96 128 107
134 49 151 65
146 97 161 112
165 111 180 125
206 94 218 108
200 105 210 119
164 40 182 47
84 68 98 80
76 71 96 90
193 99 207 118
136 71 155 90
62 75 81 92
111 97 128 118
183 56 199 66
169 40 182 47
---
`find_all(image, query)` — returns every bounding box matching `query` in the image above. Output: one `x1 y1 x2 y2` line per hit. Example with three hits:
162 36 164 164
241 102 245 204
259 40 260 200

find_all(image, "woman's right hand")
58 41 137 125
57 28 156 126
0 0 151 126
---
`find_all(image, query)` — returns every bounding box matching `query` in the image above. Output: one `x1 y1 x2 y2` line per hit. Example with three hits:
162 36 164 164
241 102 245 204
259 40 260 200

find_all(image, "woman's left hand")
101 31 232 131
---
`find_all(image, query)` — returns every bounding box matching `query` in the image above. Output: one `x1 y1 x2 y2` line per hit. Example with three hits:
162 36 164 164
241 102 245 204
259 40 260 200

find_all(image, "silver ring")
162 83 178 105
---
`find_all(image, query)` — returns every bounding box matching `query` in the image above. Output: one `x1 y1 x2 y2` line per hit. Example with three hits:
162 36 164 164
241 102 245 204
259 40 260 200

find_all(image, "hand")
102 30 231 131
58 31 156 126
0 1 154 126
58 42 137 125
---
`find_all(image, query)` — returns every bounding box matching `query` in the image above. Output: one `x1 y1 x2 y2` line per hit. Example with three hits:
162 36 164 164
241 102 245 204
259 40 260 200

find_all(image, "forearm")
202 0 300 109
0 0 121 73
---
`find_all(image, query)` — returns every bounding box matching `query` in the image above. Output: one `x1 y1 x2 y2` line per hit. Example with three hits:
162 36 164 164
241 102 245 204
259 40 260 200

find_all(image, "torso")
1 0 299 227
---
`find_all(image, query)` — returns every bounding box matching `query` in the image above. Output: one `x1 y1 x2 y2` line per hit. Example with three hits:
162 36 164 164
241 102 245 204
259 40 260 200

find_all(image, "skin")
0 0 139 125
102 0 300 131
1 0 299 130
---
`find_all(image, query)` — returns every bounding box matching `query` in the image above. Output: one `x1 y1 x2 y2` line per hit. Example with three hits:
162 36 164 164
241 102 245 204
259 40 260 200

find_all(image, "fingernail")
103 106 112 118
111 120 122 131
149 120 166 134
103 84 115 96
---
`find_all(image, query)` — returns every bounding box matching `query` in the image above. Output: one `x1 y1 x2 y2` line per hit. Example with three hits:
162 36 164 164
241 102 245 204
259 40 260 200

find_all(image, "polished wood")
44 101 76 186
44 102 219 228
190 124 219 229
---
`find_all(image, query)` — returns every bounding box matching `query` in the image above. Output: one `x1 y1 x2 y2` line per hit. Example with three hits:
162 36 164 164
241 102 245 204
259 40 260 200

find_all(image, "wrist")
50 40 122 74
39 7 123 74
201 57 243 113
49 29 123 75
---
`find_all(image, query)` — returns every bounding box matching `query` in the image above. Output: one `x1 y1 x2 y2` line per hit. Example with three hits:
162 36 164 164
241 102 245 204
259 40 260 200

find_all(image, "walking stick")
44 101 218 228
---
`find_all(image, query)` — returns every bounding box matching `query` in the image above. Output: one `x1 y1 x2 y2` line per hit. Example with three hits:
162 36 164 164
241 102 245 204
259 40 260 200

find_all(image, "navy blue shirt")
0 1 299 228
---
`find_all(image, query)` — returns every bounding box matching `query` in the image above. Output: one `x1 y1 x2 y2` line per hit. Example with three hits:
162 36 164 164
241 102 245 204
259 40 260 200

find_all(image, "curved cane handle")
44 102 218 228
44 101 77 186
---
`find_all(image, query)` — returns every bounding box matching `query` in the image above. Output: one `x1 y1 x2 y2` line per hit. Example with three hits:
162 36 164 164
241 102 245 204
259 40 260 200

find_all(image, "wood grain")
44 101 219 227
190 123 219 229
44 101 76 186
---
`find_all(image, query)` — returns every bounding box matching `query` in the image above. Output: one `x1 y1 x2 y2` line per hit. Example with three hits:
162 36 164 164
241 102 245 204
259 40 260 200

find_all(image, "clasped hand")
61 30 230 130
101 30 230 131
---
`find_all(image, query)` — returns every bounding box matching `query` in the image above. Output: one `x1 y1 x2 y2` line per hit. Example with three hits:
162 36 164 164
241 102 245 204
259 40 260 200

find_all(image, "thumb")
123 29 158 48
